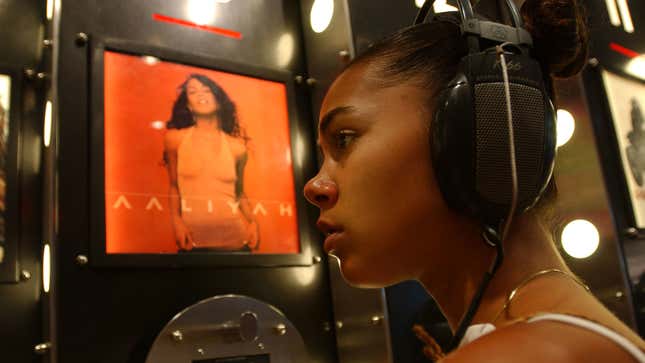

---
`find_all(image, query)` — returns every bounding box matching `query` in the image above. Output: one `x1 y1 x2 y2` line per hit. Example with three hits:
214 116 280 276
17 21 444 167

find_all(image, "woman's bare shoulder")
441 320 640 363
164 128 189 151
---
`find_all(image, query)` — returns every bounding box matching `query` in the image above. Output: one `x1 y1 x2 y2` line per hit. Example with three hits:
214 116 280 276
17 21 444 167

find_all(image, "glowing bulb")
44 101 52 147
310 0 334 33
141 56 160 65
276 33 294 68
46 0 54 20
616 0 634 33
561 219 599 259
415 0 457 12
626 56 645 81
187 0 216 26
556 109 575 147
151 121 165 130
43 244 51 293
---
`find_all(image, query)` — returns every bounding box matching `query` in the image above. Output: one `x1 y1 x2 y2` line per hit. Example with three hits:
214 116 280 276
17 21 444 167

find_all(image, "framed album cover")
89 39 317 267
601 70 645 228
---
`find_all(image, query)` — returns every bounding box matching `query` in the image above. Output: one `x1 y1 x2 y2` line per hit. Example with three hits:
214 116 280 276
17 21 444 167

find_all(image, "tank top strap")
527 313 645 362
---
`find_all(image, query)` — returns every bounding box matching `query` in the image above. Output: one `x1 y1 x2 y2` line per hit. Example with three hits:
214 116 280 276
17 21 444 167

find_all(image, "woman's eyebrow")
319 106 356 134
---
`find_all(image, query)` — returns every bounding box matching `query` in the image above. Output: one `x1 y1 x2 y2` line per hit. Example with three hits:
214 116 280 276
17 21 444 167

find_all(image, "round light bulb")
561 219 599 259
556 109 575 147
310 0 334 33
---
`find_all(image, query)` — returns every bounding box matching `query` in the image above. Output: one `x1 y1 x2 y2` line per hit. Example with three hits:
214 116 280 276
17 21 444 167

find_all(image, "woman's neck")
194 117 220 130
418 215 569 332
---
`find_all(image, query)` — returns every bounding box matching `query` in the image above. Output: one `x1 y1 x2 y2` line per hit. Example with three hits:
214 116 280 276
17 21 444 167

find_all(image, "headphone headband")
414 0 532 46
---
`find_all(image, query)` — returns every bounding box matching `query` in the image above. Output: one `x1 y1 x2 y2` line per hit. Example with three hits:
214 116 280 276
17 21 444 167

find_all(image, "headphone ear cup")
430 70 477 215
431 52 557 225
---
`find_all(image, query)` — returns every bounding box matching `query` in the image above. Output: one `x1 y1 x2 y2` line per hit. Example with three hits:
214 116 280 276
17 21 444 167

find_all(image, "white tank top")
460 313 645 362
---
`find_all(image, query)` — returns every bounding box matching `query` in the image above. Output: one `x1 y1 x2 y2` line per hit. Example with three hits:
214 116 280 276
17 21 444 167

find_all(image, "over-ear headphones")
417 0 557 230
414 0 558 350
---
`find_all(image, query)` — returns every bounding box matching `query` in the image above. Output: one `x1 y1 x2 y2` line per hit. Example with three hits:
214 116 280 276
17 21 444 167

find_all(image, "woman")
164 74 259 252
303 0 645 361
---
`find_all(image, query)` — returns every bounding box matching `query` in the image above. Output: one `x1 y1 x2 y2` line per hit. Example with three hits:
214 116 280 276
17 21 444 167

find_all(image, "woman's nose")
303 176 338 209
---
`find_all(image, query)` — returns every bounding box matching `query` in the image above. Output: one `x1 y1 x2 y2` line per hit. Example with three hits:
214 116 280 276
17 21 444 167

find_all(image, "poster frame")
89 38 318 267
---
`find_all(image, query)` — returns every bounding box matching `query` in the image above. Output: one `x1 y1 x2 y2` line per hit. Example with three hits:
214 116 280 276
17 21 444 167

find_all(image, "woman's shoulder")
442 319 642 363
164 127 191 150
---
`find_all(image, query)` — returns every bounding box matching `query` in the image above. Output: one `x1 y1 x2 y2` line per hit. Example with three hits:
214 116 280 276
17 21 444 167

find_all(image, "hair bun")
520 0 588 78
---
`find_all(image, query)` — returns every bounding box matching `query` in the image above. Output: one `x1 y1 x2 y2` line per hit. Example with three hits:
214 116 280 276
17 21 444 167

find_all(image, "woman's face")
304 63 453 287
185 78 218 116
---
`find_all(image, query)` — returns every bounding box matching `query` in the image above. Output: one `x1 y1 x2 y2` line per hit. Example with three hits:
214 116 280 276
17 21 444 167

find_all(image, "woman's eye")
333 130 356 149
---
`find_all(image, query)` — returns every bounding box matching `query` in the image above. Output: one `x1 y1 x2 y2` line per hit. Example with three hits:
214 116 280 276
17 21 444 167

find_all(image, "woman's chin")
337 258 396 288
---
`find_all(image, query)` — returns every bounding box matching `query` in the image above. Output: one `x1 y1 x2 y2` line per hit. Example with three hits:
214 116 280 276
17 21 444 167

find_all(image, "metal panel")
0 0 46 362
54 1 335 362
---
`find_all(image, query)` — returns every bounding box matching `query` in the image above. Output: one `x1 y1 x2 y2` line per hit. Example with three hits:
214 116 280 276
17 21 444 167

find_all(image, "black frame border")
89 38 318 267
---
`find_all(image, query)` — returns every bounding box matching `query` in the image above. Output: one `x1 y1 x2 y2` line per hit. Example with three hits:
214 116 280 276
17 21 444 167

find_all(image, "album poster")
104 51 299 254
602 70 645 228
0 74 10 264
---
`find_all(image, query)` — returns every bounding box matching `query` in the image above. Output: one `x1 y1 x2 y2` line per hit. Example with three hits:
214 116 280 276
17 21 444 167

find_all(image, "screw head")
75 32 88 46
306 78 317 87
257 342 265 350
171 330 183 342
274 323 287 336
43 39 53 47
322 321 331 332
624 227 639 239
616 291 624 299
370 315 383 325
313 255 322 264
335 321 343 329
75 254 88 266
294 75 304 84
197 348 204 355
588 58 599 67
21 270 32 281
34 342 52 354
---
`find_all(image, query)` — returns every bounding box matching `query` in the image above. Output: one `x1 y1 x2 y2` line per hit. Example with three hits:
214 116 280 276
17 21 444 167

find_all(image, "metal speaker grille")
475 82 545 207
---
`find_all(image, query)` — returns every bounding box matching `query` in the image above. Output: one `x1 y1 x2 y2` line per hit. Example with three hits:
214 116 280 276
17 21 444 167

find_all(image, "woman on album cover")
164 74 259 252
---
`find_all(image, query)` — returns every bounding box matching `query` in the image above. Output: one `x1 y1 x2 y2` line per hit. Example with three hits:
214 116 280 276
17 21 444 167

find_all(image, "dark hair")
345 0 588 229
166 74 244 138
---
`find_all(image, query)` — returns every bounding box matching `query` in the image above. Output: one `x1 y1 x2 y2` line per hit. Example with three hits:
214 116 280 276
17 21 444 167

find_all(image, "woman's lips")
316 219 343 254
323 231 343 254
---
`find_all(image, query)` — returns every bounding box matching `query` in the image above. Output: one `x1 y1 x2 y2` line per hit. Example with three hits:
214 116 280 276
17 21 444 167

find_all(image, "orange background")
104 51 299 254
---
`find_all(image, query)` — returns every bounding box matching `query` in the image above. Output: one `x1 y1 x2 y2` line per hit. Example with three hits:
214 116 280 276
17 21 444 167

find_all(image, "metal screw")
624 227 639 239
306 78 317 87
338 50 351 63
21 270 32 281
197 348 204 355
313 255 322 264
274 323 287 336
43 39 53 47
370 315 383 325
295 75 304 84
257 343 265 350
36 72 49 80
24 68 36 79
588 58 599 68
616 291 624 299
34 342 52 354
75 32 89 46
335 321 343 329
171 330 183 342
75 254 88 266
322 321 331 332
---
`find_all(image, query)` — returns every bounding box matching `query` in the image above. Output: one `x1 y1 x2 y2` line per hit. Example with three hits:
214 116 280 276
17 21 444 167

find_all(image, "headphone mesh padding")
474 82 545 207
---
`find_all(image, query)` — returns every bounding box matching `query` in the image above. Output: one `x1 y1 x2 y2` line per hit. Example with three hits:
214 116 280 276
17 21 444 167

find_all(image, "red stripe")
610 42 639 59
152 13 242 39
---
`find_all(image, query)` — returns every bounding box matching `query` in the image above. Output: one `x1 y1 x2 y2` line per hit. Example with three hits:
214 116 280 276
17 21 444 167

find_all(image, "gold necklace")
491 268 591 324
